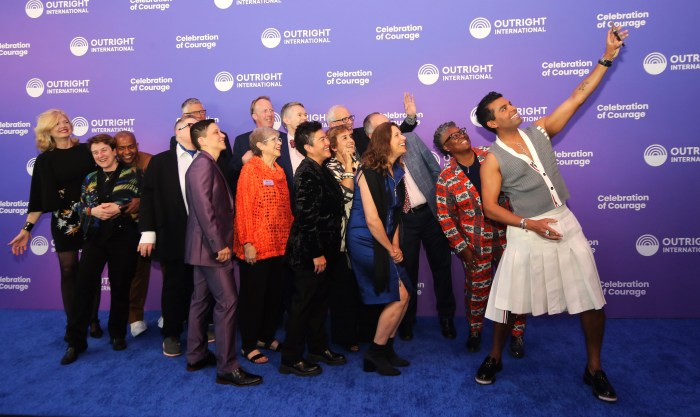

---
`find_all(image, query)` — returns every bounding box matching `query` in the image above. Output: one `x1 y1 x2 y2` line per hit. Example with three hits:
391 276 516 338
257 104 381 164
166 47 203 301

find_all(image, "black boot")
363 343 400 376
386 337 410 367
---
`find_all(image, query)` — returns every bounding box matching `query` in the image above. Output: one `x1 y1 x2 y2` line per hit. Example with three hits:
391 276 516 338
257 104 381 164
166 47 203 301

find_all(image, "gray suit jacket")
184 150 234 267
402 132 441 218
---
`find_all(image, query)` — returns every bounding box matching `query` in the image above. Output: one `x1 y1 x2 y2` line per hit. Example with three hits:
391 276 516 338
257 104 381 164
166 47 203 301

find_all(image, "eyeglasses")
177 122 194 131
184 110 206 116
262 136 282 144
333 115 355 124
443 128 467 145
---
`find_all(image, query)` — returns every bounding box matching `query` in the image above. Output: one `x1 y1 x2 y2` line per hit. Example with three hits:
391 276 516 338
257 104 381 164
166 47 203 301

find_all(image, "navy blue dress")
346 163 411 304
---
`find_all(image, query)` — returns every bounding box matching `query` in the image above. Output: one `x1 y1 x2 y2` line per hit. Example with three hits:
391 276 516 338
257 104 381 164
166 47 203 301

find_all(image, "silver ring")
545 230 550 236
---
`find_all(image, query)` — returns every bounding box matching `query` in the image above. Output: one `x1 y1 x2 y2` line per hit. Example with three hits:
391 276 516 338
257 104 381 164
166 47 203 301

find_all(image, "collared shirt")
287 134 304 174
403 164 428 208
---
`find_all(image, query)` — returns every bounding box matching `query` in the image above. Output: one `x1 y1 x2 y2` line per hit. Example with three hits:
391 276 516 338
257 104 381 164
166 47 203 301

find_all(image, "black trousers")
68 227 139 347
281 255 335 364
328 252 361 346
238 256 285 352
160 259 194 339
400 205 455 329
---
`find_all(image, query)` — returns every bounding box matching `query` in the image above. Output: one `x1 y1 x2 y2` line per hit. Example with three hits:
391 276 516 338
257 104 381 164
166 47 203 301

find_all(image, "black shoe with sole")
440 318 456 339
216 368 263 387
466 331 481 352
363 343 400 376
583 367 618 402
386 337 409 367
509 335 525 359
111 337 127 351
279 359 322 377
187 350 217 372
60 344 87 365
308 349 347 366
475 356 502 385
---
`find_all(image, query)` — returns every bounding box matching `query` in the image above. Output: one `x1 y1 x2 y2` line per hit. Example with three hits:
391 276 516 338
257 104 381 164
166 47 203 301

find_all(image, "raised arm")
534 26 628 138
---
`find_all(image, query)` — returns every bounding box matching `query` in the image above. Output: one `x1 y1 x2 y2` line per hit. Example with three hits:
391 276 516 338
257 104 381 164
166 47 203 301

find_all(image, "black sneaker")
583 367 618 402
475 356 502 385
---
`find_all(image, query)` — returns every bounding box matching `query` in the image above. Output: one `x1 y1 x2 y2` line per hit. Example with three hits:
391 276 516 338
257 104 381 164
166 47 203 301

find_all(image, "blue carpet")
0 310 698 417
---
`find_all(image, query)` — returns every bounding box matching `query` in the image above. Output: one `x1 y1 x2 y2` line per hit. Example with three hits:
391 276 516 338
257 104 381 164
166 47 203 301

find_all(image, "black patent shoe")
111 337 127 351
440 318 456 339
583 367 618 402
279 359 322 377
475 356 502 385
60 344 86 365
216 368 263 387
308 349 347 366
466 331 481 352
509 335 525 359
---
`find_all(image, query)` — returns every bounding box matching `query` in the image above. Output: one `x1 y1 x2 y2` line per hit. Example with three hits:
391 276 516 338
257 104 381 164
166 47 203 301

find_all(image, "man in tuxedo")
231 96 288 202
365 113 457 342
169 98 236 193
138 117 198 357
327 92 418 156
184 119 262 387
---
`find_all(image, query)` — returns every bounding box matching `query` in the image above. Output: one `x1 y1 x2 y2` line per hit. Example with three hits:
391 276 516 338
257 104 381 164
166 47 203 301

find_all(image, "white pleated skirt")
485 205 606 323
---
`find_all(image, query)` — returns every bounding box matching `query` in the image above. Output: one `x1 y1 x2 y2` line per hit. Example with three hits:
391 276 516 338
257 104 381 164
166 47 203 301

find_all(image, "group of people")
9 27 626 401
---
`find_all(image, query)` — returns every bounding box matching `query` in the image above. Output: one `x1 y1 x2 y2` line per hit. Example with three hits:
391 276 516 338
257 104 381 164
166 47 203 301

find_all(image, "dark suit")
353 119 417 156
139 148 193 339
399 133 455 332
184 150 239 373
281 158 344 364
232 130 292 206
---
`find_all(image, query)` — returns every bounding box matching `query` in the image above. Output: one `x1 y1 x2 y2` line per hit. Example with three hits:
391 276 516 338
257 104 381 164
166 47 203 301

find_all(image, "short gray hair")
433 121 457 156
180 98 201 113
249 126 279 157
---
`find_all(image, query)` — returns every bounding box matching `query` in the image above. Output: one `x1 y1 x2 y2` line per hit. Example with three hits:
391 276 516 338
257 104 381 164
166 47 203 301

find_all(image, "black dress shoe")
475 356 502 385
187 350 217 372
60 347 79 365
509 335 525 359
308 349 347 366
466 331 481 352
111 337 127 351
440 318 456 339
583 367 618 402
216 368 263 387
279 359 322 377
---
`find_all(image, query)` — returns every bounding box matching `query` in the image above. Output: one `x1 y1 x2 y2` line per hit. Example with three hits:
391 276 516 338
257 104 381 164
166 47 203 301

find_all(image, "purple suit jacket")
184 150 234 267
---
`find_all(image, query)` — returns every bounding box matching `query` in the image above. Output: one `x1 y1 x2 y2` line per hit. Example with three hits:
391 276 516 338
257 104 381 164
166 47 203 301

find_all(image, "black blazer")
232 130 292 206
285 158 344 269
139 149 188 262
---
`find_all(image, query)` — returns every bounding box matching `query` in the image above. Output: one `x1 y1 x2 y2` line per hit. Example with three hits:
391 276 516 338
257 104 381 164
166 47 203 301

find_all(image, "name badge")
263 179 274 186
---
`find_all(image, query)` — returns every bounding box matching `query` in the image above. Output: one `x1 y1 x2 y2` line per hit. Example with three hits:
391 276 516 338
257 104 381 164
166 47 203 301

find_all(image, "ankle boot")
363 343 400 376
386 337 410 367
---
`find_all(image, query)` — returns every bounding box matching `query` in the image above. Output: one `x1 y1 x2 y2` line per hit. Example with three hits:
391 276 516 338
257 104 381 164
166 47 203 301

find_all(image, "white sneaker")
130 320 148 337
157 316 164 329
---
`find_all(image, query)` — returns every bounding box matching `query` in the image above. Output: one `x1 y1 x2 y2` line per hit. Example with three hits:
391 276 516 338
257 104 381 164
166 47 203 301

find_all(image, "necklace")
103 170 116 182
515 142 527 154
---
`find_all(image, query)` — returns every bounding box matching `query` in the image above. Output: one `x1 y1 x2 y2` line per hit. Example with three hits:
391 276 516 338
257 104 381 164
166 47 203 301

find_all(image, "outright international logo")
27 158 36 175
0 121 32 137
261 28 281 48
25 0 44 18
215 70 283 90
636 234 659 256
418 62 493 85
273 113 282 131
643 143 700 166
71 117 89 136
595 11 649 29
25 77 90 97
643 52 667 75
214 0 233 8
69 36 89 56
469 17 491 39
470 107 481 127
375 24 422 41
229 0 282 6
0 42 31 57
130 76 173 93
70 36 135 56
26 0 90 17
30 235 50 255
306 113 328 128
597 102 649 121
517 106 547 123
260 27 331 48
326 70 372 87
176 34 219 50
636 234 700 255
643 51 699 75
129 0 172 11
469 16 547 39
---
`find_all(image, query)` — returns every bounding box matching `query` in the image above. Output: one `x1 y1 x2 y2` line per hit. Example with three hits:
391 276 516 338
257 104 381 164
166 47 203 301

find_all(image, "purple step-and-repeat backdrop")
0 0 698 318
